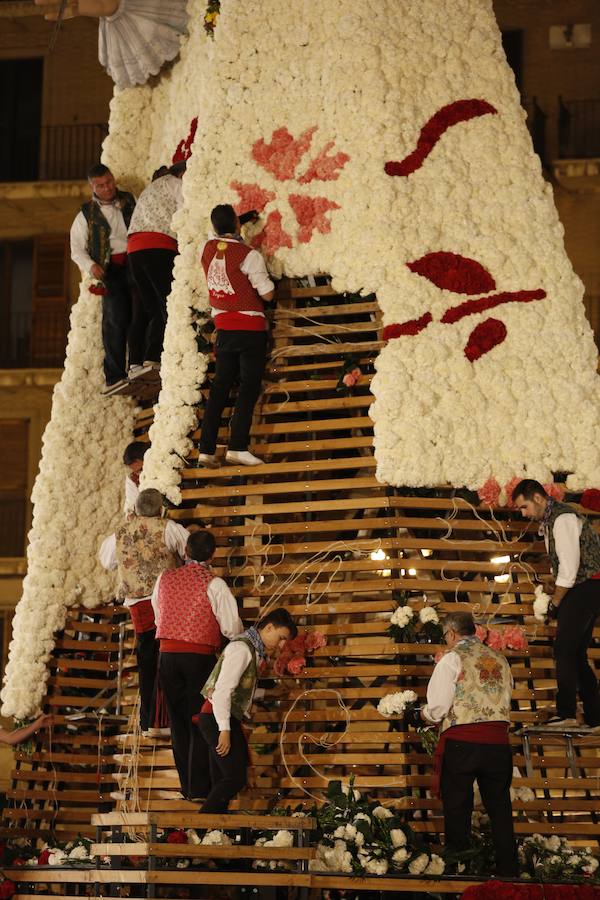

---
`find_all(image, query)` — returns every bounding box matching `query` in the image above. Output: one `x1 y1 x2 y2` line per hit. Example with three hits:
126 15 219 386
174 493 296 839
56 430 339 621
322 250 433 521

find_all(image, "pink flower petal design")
297 141 350 183
230 181 276 214
288 193 340 243
252 126 317 181
251 210 293 256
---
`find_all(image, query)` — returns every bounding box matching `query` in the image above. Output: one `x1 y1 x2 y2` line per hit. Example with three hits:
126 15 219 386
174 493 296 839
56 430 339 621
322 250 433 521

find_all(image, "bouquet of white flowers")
389 594 443 644
377 690 418 718
533 584 552 622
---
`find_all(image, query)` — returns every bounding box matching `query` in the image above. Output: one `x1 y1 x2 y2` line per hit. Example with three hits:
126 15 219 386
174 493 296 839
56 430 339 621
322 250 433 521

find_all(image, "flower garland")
1 282 133 719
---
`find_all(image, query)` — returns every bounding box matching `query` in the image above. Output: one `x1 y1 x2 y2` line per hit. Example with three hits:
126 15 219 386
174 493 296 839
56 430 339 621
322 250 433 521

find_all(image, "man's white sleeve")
422 651 462 723
99 533 117 570
165 520 190 559
211 642 252 732
553 514 583 588
70 212 94 274
207 578 244 640
240 249 274 297
151 573 163 620
124 476 138 514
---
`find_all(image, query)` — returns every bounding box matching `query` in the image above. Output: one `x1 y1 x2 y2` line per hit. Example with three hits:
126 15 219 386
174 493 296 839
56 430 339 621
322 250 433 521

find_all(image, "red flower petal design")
383 312 432 341
252 126 317 181
230 181 276 214
407 251 496 295
288 193 340 243
297 140 350 183
441 289 546 324
173 116 198 163
384 99 497 177
251 210 293 256
464 317 507 362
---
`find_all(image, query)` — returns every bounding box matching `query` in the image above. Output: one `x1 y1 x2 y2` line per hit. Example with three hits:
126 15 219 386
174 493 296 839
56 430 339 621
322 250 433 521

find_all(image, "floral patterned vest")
114 516 180 599
155 562 222 650
201 636 258 722
441 638 512 734
81 190 135 268
545 500 600 586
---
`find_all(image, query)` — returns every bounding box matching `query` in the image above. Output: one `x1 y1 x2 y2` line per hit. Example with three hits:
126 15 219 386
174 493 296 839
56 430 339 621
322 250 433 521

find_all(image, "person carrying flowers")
405 611 518 877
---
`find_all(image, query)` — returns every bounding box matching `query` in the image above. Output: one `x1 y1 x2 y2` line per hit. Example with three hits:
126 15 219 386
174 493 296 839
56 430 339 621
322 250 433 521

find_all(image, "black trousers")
441 740 518 877
136 628 159 732
199 330 268 453
158 652 216 799
554 578 600 724
127 248 176 365
196 713 247 813
101 263 131 384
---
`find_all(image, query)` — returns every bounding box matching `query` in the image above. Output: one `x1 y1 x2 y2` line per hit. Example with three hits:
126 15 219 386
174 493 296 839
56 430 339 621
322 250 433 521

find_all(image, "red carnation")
166 829 187 844
581 489 600 512
37 849 50 865
0 880 15 900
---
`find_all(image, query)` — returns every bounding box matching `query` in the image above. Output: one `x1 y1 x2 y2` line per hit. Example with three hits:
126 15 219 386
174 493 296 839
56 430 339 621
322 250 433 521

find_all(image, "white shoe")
545 717 581 729
146 727 170 737
226 450 264 466
197 452 220 468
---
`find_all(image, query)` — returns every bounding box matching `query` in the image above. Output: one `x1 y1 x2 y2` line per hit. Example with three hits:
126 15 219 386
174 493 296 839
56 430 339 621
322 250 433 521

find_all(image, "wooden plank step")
189 435 374 457
93 843 314 860
183 456 376 482
268 339 383 357
92 812 315 829
274 300 378 318
181 475 379 502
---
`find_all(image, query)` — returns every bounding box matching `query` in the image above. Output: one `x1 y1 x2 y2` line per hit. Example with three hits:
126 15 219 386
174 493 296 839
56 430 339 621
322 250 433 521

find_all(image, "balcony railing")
0 308 69 368
558 98 600 159
0 497 27 558
39 123 108 181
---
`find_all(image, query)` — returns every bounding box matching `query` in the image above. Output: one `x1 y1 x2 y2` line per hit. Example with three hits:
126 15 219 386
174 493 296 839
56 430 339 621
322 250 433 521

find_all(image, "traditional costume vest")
545 500 600 586
81 190 135 268
155 561 222 651
201 239 265 314
114 516 179 600
202 636 258 722
441 638 512 734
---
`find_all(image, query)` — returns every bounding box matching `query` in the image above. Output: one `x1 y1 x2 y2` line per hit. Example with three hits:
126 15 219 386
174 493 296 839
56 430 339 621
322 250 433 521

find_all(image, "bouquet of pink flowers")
475 624 528 652
274 630 327 677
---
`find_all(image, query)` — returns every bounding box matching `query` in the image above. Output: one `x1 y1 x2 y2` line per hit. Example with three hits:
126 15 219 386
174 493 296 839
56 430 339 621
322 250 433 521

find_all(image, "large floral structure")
4 0 599 716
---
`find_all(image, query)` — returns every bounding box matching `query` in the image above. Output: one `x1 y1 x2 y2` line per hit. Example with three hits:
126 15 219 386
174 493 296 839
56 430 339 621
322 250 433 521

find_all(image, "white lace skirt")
98 0 189 89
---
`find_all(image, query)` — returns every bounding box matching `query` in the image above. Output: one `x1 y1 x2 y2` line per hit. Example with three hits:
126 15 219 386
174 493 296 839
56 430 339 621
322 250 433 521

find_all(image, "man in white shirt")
198 204 274 468
513 479 600 728
152 529 243 801
196 607 296 813
406 611 517 877
126 162 186 374
70 164 136 391
122 440 148 514
99 488 189 734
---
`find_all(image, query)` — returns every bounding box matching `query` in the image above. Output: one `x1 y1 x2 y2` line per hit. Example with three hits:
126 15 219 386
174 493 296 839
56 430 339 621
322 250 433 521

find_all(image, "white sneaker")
197 452 220 468
226 450 264 466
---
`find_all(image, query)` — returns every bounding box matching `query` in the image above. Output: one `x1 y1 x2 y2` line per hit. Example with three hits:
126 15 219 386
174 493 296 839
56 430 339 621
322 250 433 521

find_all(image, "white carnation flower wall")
142 0 599 500
1 285 133 718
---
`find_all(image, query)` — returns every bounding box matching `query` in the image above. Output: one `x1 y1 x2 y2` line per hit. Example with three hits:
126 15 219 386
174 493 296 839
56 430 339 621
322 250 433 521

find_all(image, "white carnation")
365 857 388 875
201 830 232 846
533 585 551 621
408 853 429 875
372 805 394 819
424 853 445 875
392 847 409 866
419 607 439 625
391 828 407 848
68 845 90 860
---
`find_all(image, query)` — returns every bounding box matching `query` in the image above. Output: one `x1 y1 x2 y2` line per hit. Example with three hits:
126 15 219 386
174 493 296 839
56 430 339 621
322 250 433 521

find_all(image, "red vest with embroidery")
201 239 265 313
155 562 222 651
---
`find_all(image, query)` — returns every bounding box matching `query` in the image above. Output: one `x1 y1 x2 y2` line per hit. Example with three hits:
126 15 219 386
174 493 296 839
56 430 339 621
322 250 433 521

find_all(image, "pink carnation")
286 635 307 654
478 478 501 507
287 656 306 676
502 626 528 651
251 210 293 256
288 193 340 243
273 653 291 677
305 631 327 653
503 477 522 508
544 483 566 502
343 371 358 387
475 625 488 642
485 629 506 651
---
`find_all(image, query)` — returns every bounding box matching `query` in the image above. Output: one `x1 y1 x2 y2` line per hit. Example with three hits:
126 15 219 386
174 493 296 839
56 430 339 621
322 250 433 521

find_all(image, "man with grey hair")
99 488 189 735
405 610 518 877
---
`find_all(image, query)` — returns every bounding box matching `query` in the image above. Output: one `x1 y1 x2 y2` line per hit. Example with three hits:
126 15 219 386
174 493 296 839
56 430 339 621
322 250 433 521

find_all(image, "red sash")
128 599 155 634
432 721 509 798
110 252 127 266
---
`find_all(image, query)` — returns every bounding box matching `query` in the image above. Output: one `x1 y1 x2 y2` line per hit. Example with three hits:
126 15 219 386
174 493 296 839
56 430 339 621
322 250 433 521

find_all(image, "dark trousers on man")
199 330 268 453
441 740 518 877
127 248 176 365
554 579 600 725
102 262 132 385
136 628 159 732
158 652 216 799
196 713 247 813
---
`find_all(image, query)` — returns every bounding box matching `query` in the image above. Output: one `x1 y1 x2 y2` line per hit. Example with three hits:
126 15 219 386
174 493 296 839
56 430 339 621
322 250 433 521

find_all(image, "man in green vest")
512 479 600 728
195 607 297 813
405 611 518 876
70 163 136 392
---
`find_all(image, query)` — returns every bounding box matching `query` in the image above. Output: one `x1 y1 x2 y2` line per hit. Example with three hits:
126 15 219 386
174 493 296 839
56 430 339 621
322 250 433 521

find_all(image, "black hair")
169 160 187 177
257 607 297 639
511 479 548 503
186 529 216 562
123 441 149 465
87 163 111 180
211 204 237 236
152 166 169 181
